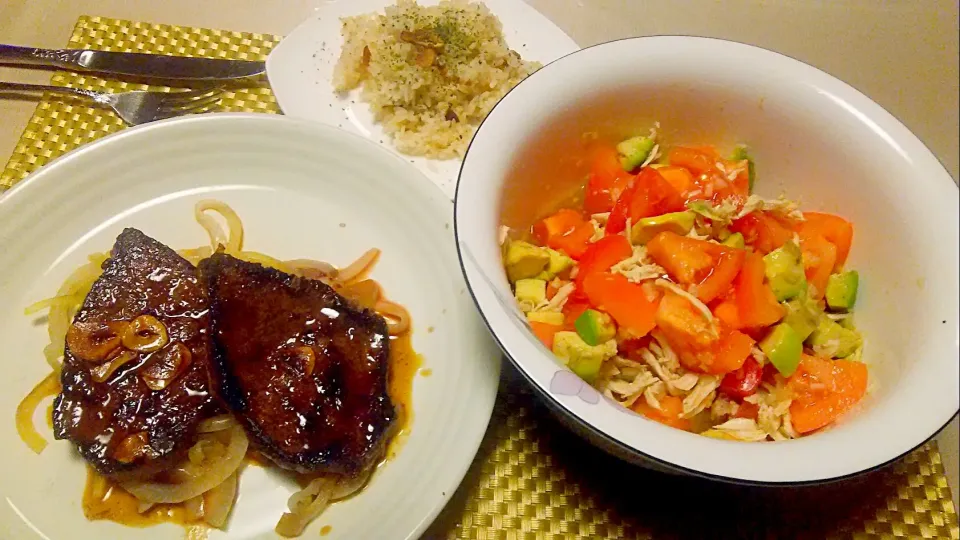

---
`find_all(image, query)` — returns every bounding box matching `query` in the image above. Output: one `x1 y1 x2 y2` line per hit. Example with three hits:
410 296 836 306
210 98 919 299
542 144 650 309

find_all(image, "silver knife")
0 44 265 81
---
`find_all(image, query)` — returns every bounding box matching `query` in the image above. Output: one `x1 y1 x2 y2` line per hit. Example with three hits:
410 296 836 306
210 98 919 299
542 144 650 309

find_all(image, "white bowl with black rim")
454 36 959 485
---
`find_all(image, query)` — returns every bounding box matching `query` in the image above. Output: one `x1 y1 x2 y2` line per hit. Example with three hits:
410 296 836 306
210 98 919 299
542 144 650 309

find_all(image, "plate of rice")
266 0 579 197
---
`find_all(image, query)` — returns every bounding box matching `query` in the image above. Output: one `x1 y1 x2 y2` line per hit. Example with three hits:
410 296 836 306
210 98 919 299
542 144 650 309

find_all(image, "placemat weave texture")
1 16 956 540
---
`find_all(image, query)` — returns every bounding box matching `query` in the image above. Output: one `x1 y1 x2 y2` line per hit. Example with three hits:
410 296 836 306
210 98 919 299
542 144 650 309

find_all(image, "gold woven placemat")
1 16 957 540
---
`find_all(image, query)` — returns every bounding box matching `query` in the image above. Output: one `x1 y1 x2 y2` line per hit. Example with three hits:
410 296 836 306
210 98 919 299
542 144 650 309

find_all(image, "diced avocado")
504 240 551 283
687 200 723 222
630 211 696 244
514 279 547 309
722 232 745 249
782 297 822 342
574 309 617 346
527 311 565 326
838 315 857 331
807 317 862 359
552 331 618 384
536 248 574 280
617 136 656 171
731 146 756 193
825 271 859 312
763 241 806 301
759 323 803 376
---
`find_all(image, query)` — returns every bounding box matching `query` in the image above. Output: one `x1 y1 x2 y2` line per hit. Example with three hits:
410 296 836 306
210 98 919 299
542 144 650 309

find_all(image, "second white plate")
266 0 579 198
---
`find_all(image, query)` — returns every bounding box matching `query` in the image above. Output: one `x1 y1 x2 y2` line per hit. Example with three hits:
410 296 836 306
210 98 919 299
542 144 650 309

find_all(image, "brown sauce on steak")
199 253 396 476
53 228 217 479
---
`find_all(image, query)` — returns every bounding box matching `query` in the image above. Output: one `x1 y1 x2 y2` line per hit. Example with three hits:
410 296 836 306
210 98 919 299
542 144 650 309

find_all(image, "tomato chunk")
798 233 837 299
562 298 591 328
735 252 785 328
529 322 562 350
645 231 744 303
582 272 658 338
668 146 749 203
734 401 760 419
632 395 692 431
532 209 596 259
712 292 743 330
668 146 719 176
655 293 754 374
606 168 685 234
788 355 868 433
730 211 794 254
695 250 746 304
719 355 763 399
584 147 634 214
800 212 853 270
657 165 696 197
576 234 632 286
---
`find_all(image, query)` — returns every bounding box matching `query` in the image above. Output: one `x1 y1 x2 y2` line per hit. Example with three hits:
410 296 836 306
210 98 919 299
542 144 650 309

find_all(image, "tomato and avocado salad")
501 127 865 441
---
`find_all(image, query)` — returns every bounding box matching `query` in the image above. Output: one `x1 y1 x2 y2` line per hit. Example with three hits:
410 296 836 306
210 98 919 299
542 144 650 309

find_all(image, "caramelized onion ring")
336 248 380 284
120 425 248 504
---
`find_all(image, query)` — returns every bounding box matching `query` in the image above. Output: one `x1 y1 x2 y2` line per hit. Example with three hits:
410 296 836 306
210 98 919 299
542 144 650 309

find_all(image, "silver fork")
0 82 222 125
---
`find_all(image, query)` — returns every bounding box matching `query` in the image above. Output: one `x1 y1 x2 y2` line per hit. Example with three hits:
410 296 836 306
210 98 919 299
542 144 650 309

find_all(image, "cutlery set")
0 44 266 125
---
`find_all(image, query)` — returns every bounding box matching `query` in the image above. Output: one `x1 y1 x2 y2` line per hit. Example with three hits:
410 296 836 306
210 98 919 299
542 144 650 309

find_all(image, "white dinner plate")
266 0 579 198
0 114 500 539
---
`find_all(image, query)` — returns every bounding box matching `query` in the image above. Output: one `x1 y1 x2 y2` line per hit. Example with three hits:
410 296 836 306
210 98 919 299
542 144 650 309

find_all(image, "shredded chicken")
710 396 740 421
589 220 606 243
531 283 575 313
498 225 510 246
682 375 719 418
611 246 665 283
735 194 805 222
591 212 610 224
640 144 660 169
705 418 769 442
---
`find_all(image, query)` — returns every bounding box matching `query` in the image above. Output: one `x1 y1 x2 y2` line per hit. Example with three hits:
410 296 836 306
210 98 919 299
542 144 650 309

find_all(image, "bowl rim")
453 35 960 486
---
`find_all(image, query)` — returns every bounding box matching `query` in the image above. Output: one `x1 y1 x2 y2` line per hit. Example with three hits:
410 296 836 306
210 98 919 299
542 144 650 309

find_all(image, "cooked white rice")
333 0 540 159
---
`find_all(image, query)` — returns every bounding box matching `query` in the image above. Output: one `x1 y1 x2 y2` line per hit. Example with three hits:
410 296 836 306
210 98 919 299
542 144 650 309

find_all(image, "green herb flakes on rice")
333 0 541 159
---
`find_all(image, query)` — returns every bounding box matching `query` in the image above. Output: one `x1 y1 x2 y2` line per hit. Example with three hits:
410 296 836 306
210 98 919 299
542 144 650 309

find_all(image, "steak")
198 253 396 476
52 228 217 479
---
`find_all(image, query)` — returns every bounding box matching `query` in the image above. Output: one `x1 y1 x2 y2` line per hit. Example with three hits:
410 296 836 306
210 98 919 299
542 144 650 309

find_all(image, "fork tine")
172 87 220 100
163 93 222 114
162 88 221 105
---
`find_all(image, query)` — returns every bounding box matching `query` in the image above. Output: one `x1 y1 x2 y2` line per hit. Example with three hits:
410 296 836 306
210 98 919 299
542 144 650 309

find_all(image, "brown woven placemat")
1 15 957 540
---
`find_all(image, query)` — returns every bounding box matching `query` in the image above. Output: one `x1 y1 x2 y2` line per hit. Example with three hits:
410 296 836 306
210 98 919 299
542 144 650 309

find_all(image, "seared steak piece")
53 228 216 479
198 253 396 476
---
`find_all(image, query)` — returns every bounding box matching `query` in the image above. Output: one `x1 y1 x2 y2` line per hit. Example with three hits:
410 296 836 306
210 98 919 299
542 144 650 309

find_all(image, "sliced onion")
15 371 60 454
183 495 205 521
203 471 238 529
287 259 338 280
120 425 248 504
332 468 372 500
275 476 337 538
339 280 381 310
196 414 237 433
375 299 411 335
336 248 380 284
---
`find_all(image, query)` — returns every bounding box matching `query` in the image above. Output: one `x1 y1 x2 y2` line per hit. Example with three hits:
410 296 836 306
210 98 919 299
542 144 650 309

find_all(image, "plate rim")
0 113 501 539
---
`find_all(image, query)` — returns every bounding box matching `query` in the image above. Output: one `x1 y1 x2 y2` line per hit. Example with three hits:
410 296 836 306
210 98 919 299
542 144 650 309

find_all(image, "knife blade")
0 44 265 81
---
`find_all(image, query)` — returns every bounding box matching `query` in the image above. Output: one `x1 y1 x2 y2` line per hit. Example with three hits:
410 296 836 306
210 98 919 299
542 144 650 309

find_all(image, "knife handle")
0 81 101 100
0 44 85 70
